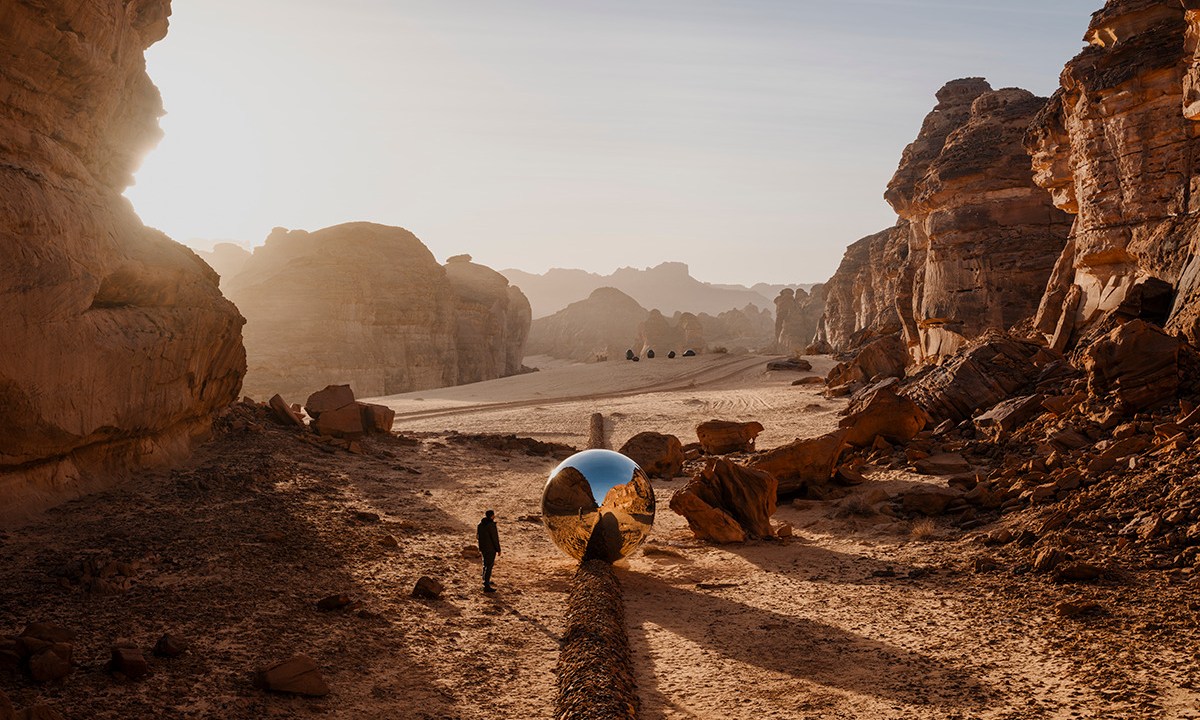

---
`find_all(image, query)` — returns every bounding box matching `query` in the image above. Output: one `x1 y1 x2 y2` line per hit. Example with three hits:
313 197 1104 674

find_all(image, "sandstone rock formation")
774 285 827 352
814 225 910 351
223 223 457 401
750 431 848 496
1028 1 1200 348
444 254 531 384
696 420 764 454
224 225 529 401
0 0 246 522
526 287 648 362
887 79 1073 361
618 432 684 479
669 459 777 543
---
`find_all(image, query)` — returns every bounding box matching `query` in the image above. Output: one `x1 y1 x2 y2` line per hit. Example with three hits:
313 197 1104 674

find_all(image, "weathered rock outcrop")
223 223 459 401
814 224 910 351
888 79 1073 360
1029 1 1200 347
0 0 246 522
444 254 531 384
669 459 776 543
527 287 649 362
774 285 827 352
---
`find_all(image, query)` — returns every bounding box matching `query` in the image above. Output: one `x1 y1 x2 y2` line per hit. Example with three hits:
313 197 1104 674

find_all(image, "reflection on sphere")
542 449 655 562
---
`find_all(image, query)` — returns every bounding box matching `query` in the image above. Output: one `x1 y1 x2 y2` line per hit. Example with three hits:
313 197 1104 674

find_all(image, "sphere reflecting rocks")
542 449 655 562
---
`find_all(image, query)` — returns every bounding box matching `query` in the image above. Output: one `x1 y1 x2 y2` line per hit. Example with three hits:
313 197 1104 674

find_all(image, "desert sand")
1 354 1196 719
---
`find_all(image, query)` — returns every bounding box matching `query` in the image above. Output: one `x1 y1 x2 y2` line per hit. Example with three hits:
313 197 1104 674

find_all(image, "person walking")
476 509 501 593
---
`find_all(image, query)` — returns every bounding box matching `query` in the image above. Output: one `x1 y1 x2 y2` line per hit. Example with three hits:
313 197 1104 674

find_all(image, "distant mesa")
502 261 813 319
196 243 251 288
222 222 530 401
526 286 779 362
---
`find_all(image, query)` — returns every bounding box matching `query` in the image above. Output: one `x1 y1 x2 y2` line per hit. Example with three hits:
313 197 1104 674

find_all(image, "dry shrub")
909 517 937 541
834 493 878 519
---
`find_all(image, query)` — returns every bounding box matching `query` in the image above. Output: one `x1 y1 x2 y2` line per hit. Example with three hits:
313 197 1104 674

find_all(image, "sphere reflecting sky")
542 449 655 562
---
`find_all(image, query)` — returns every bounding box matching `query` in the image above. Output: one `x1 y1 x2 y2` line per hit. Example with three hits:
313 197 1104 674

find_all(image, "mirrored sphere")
542 449 655 562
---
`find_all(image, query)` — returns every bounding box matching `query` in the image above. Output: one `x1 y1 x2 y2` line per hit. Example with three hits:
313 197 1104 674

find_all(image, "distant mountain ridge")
502 261 814 319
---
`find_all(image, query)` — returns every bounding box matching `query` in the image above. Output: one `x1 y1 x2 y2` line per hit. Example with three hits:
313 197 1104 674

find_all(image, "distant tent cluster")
625 348 695 362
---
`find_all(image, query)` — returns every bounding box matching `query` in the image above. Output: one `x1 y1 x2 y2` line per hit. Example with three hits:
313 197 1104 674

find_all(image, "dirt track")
1 355 1197 719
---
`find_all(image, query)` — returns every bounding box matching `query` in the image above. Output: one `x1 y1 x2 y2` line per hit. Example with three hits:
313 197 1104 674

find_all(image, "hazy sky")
125 0 1099 285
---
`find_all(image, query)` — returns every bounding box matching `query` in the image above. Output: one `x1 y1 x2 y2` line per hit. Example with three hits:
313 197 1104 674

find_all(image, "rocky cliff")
814 224 909 351
0 0 246 521
1028 0 1200 348
224 223 461 401
773 285 827 353
889 79 1074 360
444 254 531 384
818 78 1072 360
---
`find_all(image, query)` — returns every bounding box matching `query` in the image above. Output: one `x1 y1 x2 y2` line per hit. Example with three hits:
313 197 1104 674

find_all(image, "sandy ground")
1 353 1197 719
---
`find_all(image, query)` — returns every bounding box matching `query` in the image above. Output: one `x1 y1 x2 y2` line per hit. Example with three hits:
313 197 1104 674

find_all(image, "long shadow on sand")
622 571 989 718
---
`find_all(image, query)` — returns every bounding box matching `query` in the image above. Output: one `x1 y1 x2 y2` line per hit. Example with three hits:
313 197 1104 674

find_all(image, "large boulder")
669 459 776 543
839 386 930 447
254 655 330 697
1083 320 1181 412
0 0 246 522
903 332 1045 423
695 420 764 454
749 430 848 496
825 335 910 389
618 432 684 479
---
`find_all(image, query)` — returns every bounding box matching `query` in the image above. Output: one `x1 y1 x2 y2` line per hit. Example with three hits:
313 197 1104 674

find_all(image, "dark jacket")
477 517 501 555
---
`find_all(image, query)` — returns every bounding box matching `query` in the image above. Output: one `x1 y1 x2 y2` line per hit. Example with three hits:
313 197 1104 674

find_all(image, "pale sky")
125 0 1099 285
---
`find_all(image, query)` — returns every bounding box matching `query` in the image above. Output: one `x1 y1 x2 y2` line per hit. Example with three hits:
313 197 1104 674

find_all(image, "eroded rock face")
0 0 246 521
1029 1 1200 345
774 285 827 352
224 223 459 401
815 224 910 351
889 79 1073 360
444 254 531 384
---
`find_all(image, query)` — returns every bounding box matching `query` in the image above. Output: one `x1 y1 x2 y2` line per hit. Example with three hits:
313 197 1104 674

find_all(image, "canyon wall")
225 224 529 401
0 0 246 521
444 254 532 384
817 79 1072 360
814 224 910 351
1029 0 1200 347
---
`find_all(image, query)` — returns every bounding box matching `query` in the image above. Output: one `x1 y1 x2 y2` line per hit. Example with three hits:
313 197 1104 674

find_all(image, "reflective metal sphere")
542 449 655 562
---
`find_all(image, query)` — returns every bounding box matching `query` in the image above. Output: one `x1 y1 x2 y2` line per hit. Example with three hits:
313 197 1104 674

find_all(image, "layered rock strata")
1029 1 1200 347
814 225 909 351
888 79 1073 360
0 0 246 521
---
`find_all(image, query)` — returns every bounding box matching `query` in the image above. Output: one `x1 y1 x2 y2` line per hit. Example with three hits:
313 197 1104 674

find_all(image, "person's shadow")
622 571 991 718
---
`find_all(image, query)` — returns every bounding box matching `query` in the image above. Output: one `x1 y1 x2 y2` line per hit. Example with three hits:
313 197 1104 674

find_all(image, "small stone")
109 646 149 680
1054 600 1103 619
153 634 187 659
460 546 482 560
412 576 444 600
1055 562 1104 583
378 534 400 548
316 594 353 611
775 522 794 538
28 647 71 683
254 655 330 697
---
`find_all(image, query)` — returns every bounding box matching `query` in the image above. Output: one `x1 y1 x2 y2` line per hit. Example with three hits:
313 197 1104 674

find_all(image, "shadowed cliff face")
815 224 910 351
1028 0 1200 345
0 0 247 522
889 80 1072 361
445 255 531 384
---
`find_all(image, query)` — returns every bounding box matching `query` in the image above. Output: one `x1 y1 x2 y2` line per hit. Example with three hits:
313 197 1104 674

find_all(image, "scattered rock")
412 576 444 600
1084 320 1181 412
153 634 188 659
1054 600 1103 619
304 384 357 419
254 655 330 697
914 453 972 476
839 385 931 447
901 490 960 516
1054 562 1105 583
766 358 813 372
268 394 305 427
109 646 149 680
316 594 353 611
750 430 848 495
669 458 777 543
695 420 765 454
618 432 684 479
